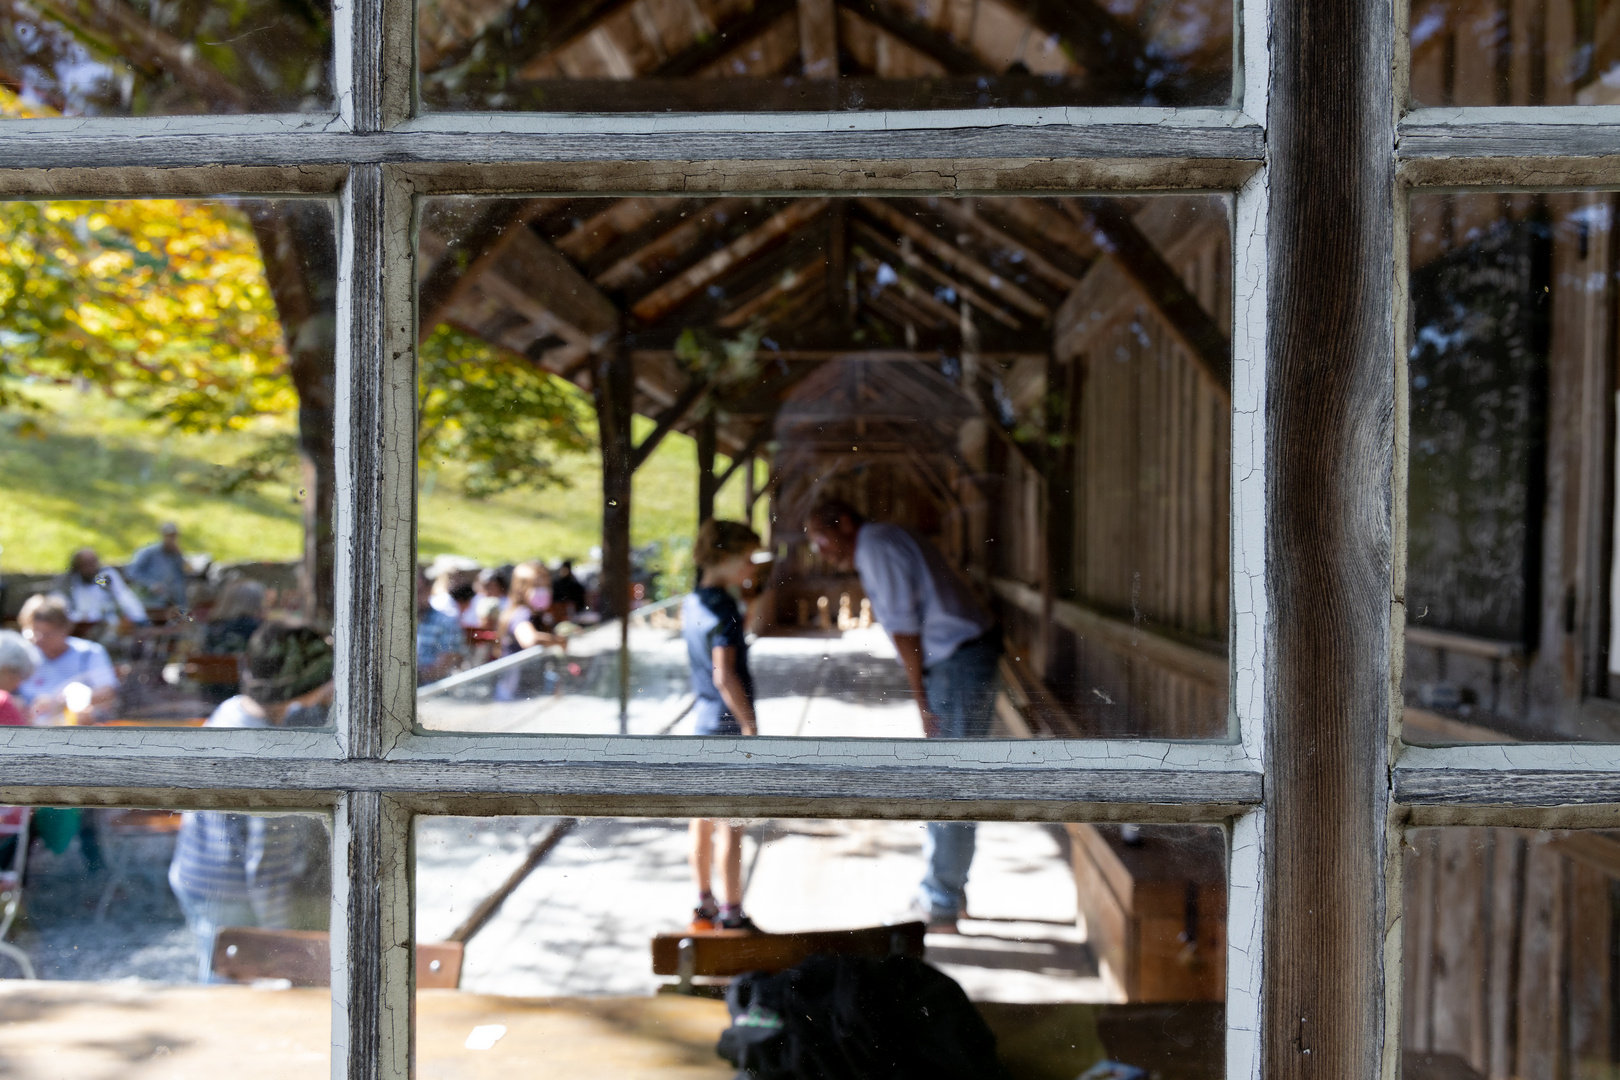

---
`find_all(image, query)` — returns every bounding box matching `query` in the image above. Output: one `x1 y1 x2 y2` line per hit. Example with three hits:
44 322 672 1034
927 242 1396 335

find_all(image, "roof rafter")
1062 197 1232 399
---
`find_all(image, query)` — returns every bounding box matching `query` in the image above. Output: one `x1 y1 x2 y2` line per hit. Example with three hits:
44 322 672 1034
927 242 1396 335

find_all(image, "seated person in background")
416 572 465 684
431 579 481 628
126 522 189 609
683 520 762 932
59 548 148 630
169 621 334 979
0 630 37 726
16 594 119 724
473 567 508 628
204 621 334 730
551 559 587 615
498 562 565 653
204 579 267 655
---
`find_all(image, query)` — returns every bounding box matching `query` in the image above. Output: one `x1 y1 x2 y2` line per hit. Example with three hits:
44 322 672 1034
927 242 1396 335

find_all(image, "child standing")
683 519 762 931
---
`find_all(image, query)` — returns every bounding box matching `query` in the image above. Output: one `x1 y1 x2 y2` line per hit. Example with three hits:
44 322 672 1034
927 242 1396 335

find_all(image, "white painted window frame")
7 0 1615 1074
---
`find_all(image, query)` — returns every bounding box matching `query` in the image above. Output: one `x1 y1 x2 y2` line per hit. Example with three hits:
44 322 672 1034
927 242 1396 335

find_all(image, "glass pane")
0 0 331 118
415 815 1225 1076
1402 827 1620 1080
418 0 1233 112
414 194 1233 740
1404 192 1620 744
0 803 330 1077
0 198 337 729
1410 0 1620 106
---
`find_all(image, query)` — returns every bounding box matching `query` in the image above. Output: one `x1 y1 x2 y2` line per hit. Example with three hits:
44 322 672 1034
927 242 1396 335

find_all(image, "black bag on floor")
716 954 1011 1080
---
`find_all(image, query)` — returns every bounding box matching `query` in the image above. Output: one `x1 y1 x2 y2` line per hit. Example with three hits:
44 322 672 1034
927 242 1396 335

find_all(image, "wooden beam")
595 197 755 293
826 201 851 324
991 577 1227 688
653 0 799 78
1062 197 1232 399
833 0 990 75
630 378 711 471
1000 0 1155 95
420 0 633 77
850 218 1022 329
631 199 832 324
715 423 777 489
418 200 547 336
858 198 1051 320
29 0 248 108
592 338 634 629
696 413 719 525
928 199 1082 292
797 0 839 78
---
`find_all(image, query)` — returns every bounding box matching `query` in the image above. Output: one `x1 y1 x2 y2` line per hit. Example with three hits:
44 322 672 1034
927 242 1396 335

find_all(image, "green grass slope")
2 388 763 576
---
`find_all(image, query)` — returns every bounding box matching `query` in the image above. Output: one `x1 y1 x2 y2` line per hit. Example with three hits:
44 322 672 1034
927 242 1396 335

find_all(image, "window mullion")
1263 4 1397 1080
332 791 413 1080
336 163 415 759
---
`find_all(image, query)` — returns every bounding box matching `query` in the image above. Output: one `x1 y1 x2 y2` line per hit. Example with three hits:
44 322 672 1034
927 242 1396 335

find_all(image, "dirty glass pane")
0 804 330 1077
1402 827 1620 1080
0 198 336 729
1403 192 1620 745
413 194 1232 740
417 0 1233 112
414 815 1225 1077
1410 0 1620 106
0 0 331 118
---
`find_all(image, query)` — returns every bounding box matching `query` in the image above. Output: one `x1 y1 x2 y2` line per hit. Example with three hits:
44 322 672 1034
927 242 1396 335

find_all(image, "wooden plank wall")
1403 192 1620 740
1403 828 1620 1080
994 198 1230 738
1409 0 1589 107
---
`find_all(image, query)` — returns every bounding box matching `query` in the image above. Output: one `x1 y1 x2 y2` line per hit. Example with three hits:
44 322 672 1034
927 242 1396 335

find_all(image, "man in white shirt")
16 594 120 723
806 499 1002 933
60 548 148 628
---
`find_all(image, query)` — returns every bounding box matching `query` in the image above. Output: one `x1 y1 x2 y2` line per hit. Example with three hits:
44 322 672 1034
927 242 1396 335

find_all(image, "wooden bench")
211 927 465 989
650 921 926 991
1067 824 1226 1003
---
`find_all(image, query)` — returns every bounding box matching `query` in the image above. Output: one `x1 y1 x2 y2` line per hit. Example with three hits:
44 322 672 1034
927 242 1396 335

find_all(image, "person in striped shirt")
168 621 333 980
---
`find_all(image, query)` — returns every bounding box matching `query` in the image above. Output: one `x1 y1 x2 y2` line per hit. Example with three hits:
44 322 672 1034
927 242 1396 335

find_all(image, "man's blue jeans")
918 633 1001 921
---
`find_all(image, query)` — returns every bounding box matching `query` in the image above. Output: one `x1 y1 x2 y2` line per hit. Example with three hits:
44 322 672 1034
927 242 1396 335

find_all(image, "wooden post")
796 0 838 79
743 454 757 531
1265 0 1396 1076
697 412 719 526
592 336 634 732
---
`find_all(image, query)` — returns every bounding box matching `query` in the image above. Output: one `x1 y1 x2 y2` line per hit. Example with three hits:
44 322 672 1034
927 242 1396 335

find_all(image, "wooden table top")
0 981 1218 1080
0 982 735 1080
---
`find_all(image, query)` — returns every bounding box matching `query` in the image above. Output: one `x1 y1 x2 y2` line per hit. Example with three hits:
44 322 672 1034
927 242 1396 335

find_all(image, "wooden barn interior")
1403 191 1620 747
414 0 1234 111
417 192 1234 743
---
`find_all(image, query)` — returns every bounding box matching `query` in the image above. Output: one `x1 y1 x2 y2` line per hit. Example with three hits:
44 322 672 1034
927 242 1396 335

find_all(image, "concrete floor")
419 624 926 738
415 815 1110 1004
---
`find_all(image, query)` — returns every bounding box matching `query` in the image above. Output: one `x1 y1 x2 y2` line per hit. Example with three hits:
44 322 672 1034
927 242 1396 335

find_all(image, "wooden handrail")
990 578 1227 688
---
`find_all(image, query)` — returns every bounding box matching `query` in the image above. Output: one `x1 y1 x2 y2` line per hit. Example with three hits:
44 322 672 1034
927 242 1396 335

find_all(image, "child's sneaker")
691 897 720 931
718 910 758 932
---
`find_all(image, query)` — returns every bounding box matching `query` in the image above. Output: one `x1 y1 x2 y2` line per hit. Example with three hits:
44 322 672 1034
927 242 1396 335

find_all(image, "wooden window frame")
6 0 1616 1075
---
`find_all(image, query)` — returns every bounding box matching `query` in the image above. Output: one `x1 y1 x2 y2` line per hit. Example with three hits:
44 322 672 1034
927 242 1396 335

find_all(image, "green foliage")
0 198 295 427
0 197 596 503
417 324 594 498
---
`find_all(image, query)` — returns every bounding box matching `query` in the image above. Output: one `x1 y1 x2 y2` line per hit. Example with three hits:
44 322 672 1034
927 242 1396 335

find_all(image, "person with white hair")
15 594 119 723
0 630 37 726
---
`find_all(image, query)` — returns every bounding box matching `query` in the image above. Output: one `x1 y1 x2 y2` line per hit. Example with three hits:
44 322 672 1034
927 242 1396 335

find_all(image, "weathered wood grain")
332 792 412 1080
0 124 1264 172
1264 0 1396 1078
0 754 1260 803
